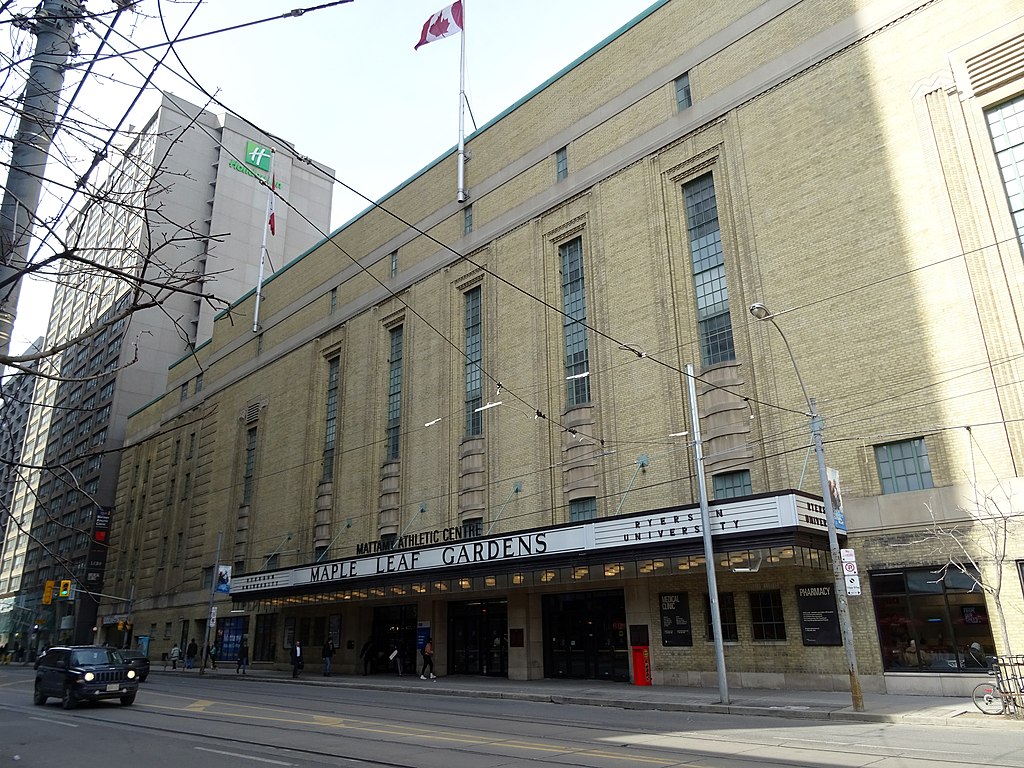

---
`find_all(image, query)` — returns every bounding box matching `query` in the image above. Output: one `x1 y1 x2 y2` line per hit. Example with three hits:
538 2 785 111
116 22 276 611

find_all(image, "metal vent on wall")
966 31 1024 96
244 402 261 423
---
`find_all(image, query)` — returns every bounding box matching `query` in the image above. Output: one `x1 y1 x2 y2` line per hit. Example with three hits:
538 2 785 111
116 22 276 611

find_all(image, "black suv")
33 646 139 709
118 649 151 682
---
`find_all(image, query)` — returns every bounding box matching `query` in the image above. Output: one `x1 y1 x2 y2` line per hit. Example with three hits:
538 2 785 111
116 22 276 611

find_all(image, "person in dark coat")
321 637 335 676
359 637 375 676
185 639 198 669
237 637 250 675
290 639 304 678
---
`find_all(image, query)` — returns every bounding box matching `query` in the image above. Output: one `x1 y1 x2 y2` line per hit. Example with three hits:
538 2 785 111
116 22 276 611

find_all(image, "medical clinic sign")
232 492 831 596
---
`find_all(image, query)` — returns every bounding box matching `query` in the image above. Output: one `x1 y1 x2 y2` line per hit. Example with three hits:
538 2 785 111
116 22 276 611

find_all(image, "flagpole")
456 1 466 203
253 150 275 334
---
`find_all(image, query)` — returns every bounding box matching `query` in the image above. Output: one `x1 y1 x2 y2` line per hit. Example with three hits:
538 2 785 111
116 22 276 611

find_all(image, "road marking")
195 746 293 765
29 717 78 728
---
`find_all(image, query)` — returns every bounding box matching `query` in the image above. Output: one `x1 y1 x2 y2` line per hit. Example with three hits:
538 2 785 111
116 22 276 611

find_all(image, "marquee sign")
232 491 832 596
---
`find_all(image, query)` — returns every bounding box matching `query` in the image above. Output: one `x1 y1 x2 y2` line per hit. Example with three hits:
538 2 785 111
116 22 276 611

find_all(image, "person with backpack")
420 636 436 680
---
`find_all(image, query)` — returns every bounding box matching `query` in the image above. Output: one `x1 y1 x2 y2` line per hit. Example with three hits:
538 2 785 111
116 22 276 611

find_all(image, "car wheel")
120 692 136 706
140 673 148 683
33 681 46 706
61 685 77 710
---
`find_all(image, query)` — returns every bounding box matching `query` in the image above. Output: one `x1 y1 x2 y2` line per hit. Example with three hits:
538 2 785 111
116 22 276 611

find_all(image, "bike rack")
994 655 1024 719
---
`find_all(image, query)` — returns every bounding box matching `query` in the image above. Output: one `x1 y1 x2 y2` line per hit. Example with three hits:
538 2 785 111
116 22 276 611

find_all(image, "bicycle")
973 675 1004 715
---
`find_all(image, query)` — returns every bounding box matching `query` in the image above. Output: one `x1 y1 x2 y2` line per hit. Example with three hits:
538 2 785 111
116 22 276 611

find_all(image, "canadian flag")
414 1 463 50
268 174 276 236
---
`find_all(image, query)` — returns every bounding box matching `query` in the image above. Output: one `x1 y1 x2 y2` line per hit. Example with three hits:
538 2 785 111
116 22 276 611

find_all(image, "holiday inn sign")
227 139 282 187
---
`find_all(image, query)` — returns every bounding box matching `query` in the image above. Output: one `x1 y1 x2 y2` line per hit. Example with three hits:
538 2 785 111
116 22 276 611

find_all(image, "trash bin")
631 645 652 686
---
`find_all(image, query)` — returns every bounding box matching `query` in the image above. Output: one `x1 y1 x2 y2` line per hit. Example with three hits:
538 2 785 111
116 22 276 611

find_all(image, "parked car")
118 649 151 682
33 645 139 709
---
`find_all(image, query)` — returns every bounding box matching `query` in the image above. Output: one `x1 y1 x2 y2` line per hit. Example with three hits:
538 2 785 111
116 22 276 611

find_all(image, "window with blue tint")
559 237 591 406
683 173 735 366
555 146 568 181
464 204 473 235
874 438 933 493
569 497 597 522
242 426 257 505
713 470 751 499
986 93 1024 256
386 326 403 460
322 357 340 482
464 287 483 436
675 72 691 110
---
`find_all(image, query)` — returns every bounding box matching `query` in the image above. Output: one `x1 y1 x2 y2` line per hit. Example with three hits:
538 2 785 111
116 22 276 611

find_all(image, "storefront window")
871 567 994 672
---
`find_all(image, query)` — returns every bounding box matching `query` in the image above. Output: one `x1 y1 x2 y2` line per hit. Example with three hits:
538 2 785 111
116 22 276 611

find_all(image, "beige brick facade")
103 0 1024 696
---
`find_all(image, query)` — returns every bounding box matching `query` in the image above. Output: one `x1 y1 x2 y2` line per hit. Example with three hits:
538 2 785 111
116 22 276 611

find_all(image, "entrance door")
448 599 508 676
371 604 417 675
543 590 628 681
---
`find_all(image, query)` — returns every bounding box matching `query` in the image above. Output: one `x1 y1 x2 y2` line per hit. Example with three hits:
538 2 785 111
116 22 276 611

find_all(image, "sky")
6 0 659 353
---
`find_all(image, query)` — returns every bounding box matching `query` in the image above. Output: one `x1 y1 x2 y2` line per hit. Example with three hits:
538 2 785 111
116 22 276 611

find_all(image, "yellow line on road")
139 697 678 766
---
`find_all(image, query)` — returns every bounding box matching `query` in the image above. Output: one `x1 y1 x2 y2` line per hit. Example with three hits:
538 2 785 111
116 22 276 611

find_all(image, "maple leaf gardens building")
100 0 1024 696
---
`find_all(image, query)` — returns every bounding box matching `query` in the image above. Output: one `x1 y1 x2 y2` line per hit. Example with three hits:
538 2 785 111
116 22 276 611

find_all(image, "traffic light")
58 580 72 598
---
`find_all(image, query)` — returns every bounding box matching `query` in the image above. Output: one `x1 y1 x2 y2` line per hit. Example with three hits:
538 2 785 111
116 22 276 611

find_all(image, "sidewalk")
160 665 1023 729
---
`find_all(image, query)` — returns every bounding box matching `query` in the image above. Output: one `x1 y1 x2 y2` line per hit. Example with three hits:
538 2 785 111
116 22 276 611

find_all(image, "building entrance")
543 590 628 681
447 599 508 676
371 604 417 675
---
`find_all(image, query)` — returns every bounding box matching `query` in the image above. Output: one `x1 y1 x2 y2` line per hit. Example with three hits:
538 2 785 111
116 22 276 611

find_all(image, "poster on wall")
796 584 842 646
659 592 693 647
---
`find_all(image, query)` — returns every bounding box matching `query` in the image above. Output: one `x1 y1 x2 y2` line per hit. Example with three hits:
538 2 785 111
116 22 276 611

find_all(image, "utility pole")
0 0 82 357
199 533 222 676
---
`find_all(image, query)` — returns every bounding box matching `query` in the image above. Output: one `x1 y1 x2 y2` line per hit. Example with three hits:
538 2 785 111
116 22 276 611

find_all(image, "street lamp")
749 302 864 712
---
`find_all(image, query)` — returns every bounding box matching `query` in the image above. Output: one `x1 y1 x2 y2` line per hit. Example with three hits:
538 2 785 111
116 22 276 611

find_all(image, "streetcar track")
2 674 1020 768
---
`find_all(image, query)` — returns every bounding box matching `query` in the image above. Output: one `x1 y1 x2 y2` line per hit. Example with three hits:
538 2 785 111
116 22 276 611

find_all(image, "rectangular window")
555 146 568 181
683 173 735 366
180 382 189 401
242 426 258 505
195 372 203 393
187 432 196 459
675 72 692 109
560 237 591 406
704 592 739 642
569 497 597 522
749 590 787 641
713 470 751 500
875 438 934 494
390 250 399 278
201 566 213 589
986 93 1024 255
386 326 403 460
182 472 191 500
464 287 483 436
330 287 338 314
322 357 340 482
464 204 473 235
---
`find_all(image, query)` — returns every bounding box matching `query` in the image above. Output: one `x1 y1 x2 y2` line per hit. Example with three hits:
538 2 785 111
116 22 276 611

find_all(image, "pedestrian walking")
359 637 375 676
237 637 250 675
290 639 304 678
206 641 219 670
169 643 181 670
420 636 435 680
321 637 336 676
185 638 198 670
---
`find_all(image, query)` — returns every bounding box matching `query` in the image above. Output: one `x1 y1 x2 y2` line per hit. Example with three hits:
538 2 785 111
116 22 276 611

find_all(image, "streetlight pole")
749 302 864 711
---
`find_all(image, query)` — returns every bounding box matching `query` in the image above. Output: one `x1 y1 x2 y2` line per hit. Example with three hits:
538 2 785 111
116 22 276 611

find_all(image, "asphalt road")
2 666 1024 767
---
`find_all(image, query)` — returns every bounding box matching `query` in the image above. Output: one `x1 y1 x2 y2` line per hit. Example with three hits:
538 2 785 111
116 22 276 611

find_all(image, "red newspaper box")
631 645 652 686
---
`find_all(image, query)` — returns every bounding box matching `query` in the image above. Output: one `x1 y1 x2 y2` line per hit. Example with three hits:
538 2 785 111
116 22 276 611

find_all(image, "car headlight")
84 672 95 682
127 670 136 679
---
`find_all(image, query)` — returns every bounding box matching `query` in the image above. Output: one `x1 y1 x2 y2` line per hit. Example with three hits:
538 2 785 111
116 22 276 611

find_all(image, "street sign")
42 580 55 605
208 605 218 627
840 548 856 562
845 574 862 596
842 561 859 575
